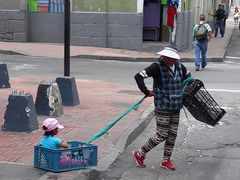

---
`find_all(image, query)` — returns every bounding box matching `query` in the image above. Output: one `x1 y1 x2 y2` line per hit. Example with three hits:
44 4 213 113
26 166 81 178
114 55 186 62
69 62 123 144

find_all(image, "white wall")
137 0 143 13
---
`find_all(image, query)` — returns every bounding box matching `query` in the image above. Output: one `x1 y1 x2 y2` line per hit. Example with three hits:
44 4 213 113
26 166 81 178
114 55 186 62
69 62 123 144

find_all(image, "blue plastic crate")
34 141 98 172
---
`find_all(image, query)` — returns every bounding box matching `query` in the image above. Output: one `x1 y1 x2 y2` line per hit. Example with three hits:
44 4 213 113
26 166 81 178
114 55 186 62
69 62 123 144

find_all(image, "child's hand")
60 141 69 148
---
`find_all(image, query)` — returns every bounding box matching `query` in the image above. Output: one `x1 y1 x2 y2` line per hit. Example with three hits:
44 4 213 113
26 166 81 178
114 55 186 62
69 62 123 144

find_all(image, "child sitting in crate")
39 118 86 166
40 118 69 149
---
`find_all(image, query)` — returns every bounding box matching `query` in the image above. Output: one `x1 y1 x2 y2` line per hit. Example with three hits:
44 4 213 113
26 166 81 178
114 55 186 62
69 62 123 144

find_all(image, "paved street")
99 88 240 180
99 27 240 180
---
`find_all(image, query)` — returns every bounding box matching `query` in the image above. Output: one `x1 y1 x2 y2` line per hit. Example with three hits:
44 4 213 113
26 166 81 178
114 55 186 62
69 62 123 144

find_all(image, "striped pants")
139 109 180 159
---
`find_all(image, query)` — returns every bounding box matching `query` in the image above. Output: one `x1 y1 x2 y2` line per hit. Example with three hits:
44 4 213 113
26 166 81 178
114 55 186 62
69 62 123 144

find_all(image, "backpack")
194 23 208 41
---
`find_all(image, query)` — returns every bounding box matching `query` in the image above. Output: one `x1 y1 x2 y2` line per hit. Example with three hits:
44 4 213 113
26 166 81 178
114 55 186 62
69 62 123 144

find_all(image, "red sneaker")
161 159 176 170
132 151 146 168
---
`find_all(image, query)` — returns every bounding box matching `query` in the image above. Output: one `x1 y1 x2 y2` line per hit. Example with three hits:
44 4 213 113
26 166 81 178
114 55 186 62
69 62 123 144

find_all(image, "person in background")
39 118 69 149
222 5 228 35
193 14 212 71
132 45 192 170
234 7 239 25
210 4 226 37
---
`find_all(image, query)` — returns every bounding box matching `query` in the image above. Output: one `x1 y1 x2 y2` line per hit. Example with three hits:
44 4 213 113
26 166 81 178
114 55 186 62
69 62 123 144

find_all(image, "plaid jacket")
153 61 183 110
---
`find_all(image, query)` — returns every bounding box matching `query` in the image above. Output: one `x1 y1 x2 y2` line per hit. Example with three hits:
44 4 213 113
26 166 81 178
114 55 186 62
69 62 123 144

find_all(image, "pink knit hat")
42 118 64 132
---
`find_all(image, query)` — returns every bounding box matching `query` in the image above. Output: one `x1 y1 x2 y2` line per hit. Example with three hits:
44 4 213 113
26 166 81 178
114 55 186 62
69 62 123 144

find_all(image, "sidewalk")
0 19 234 62
0 19 235 179
0 77 154 179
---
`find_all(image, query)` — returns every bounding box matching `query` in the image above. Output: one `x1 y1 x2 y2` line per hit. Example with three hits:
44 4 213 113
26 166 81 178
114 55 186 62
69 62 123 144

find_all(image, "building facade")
0 0 226 51
0 0 28 42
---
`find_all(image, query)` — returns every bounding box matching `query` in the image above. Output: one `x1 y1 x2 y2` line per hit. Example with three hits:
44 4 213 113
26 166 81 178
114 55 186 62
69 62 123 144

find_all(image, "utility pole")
56 0 80 106
64 0 70 76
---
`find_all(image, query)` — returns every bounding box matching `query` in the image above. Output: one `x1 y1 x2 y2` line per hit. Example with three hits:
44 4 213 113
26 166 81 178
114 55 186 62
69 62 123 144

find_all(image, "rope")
86 96 147 144
182 76 194 93
86 77 194 144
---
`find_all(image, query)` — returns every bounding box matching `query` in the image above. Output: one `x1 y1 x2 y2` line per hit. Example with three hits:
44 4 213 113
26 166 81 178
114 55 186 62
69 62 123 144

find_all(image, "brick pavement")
0 76 152 165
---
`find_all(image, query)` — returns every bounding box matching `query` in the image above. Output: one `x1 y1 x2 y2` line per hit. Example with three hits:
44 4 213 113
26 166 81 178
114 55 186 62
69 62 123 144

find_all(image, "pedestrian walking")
39 118 69 149
210 4 226 37
132 45 192 170
222 5 228 35
193 14 212 71
234 7 239 25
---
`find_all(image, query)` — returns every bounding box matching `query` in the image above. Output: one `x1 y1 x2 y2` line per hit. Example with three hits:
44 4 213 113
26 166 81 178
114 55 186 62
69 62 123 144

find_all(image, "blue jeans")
215 20 224 37
195 40 208 68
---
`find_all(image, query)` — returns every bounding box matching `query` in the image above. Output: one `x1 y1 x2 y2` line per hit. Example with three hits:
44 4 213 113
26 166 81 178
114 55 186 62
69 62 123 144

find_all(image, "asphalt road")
98 28 240 180
98 89 240 180
1 53 240 89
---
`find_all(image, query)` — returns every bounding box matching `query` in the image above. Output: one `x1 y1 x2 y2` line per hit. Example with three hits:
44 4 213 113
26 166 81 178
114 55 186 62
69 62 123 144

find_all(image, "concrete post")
2 91 38 132
35 81 63 116
56 77 80 106
0 64 10 88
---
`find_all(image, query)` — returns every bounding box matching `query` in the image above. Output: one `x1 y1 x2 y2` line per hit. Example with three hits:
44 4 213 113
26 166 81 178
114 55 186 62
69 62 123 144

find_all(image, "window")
28 0 64 13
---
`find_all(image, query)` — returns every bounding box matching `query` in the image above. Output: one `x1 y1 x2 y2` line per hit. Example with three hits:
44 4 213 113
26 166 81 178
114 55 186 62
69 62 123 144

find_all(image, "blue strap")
87 96 147 144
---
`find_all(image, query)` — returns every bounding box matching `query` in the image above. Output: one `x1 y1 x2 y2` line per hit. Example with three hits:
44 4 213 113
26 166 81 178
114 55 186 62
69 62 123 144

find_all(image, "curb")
0 50 26 56
71 55 159 62
223 27 235 59
88 104 154 179
71 55 224 63
181 57 224 63
38 104 154 180
95 104 154 172
0 50 225 63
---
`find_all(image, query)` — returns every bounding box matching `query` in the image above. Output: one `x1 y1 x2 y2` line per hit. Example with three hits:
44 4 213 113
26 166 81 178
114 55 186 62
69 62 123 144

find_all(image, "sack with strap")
194 23 208 41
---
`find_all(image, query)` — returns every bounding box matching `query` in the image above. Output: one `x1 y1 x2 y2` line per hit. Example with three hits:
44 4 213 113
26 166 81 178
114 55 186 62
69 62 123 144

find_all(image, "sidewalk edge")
90 104 154 180
95 104 154 172
72 55 224 62
223 27 235 59
71 55 158 62
0 50 225 63
0 50 27 56
181 57 224 62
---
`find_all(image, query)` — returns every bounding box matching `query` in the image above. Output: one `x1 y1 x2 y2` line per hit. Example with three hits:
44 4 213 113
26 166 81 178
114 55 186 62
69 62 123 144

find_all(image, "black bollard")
0 63 10 88
2 91 38 132
56 77 80 106
35 81 63 116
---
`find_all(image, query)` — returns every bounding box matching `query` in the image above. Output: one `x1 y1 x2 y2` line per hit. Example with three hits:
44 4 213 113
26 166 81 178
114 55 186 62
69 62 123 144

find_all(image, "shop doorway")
143 0 161 42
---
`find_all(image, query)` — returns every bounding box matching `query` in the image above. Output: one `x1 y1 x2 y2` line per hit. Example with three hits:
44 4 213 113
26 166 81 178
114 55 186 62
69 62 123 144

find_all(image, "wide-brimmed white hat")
157 46 180 60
